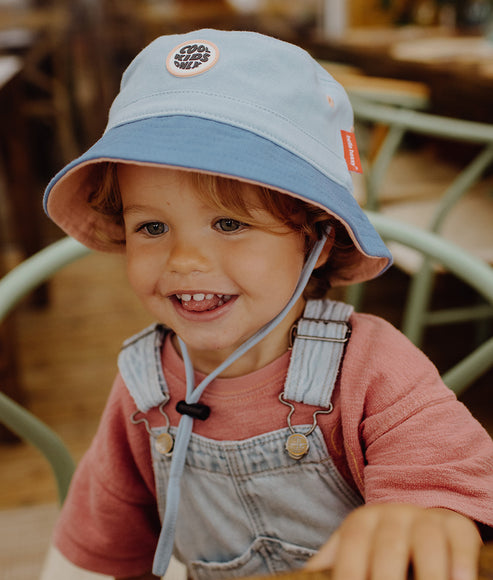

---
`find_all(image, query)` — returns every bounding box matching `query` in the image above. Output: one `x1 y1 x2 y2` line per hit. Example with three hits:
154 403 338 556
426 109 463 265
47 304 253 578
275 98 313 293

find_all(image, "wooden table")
307 26 493 123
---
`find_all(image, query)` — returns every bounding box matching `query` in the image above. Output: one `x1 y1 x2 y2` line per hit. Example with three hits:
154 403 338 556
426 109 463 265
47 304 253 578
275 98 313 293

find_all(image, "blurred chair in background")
365 211 493 396
349 97 493 351
0 236 89 500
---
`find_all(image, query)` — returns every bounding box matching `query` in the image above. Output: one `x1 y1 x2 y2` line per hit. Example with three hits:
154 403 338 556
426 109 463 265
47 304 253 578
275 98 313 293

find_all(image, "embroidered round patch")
166 40 219 77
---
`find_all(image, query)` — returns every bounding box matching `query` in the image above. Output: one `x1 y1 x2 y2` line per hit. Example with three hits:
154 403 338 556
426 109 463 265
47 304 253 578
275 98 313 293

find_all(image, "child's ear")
314 229 335 269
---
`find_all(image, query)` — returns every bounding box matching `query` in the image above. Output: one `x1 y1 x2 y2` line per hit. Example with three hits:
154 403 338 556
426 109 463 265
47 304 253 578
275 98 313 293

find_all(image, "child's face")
119 164 309 375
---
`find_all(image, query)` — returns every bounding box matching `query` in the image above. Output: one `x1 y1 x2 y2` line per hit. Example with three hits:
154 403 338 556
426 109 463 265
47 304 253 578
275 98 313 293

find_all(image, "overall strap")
117 323 170 412
119 300 353 412
284 299 353 408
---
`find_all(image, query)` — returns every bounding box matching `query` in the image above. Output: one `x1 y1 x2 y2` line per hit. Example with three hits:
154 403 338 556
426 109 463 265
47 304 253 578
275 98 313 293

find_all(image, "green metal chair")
1 216 493 504
349 97 493 348
0 236 90 504
366 212 493 396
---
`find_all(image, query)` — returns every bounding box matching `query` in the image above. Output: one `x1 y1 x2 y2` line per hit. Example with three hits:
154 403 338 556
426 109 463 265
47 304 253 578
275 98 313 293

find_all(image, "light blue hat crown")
44 28 391 285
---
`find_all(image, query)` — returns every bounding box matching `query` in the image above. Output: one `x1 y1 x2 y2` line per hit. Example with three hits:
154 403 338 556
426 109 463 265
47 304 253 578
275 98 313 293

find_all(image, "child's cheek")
125 249 156 299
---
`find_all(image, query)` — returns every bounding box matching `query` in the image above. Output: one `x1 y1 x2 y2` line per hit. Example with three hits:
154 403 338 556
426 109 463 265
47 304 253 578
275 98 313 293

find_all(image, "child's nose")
167 236 212 274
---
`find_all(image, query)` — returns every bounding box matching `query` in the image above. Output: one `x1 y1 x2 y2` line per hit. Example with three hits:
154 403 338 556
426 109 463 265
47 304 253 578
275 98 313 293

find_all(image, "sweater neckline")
163 333 291 398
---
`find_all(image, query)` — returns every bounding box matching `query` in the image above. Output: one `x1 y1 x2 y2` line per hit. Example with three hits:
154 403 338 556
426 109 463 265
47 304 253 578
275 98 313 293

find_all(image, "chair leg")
402 259 435 347
0 318 23 443
442 336 493 396
0 391 75 504
474 305 492 346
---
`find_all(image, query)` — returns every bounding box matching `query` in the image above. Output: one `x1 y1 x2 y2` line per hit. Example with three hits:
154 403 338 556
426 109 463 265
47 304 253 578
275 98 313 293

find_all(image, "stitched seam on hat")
110 94 348 186
117 90 338 147
114 89 340 152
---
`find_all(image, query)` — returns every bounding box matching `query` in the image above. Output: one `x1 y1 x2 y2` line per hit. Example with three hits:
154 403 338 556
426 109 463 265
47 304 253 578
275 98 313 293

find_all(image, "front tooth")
181 294 192 301
193 293 205 301
205 294 214 300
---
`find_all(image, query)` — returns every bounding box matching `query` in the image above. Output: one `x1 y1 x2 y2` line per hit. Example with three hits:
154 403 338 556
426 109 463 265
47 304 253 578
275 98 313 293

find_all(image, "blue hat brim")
44 115 392 285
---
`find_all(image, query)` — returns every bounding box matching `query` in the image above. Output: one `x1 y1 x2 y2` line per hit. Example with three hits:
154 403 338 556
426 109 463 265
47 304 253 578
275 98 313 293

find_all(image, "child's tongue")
180 294 222 312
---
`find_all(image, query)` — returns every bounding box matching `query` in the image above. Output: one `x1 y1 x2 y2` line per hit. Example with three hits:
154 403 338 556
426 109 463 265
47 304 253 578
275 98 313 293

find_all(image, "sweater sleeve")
53 374 161 577
340 313 493 527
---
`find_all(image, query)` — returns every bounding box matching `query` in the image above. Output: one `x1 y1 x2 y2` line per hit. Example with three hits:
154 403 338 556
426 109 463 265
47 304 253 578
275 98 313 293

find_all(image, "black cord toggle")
176 400 211 421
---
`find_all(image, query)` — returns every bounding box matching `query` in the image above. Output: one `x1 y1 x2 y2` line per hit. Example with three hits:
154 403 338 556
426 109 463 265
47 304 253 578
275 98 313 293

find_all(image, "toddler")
43 29 493 580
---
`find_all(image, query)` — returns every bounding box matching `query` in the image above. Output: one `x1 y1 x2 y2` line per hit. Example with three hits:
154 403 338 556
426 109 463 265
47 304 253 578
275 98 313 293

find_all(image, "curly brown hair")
88 162 354 298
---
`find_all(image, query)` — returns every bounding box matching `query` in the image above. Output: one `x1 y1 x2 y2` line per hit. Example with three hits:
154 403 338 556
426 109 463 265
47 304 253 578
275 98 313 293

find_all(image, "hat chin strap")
152 229 331 577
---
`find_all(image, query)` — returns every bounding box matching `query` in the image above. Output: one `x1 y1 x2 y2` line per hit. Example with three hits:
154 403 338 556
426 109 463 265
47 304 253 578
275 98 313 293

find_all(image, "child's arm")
305 503 482 580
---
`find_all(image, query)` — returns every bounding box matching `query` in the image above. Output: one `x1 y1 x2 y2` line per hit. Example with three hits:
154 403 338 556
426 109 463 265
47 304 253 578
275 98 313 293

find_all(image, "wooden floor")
0 245 492 578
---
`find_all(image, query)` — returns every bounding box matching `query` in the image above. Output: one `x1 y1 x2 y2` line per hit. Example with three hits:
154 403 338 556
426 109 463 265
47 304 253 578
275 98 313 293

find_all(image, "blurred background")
0 0 492 578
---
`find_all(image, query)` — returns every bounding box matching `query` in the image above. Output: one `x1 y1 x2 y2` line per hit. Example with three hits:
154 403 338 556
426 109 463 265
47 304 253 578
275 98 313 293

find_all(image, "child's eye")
214 218 247 233
139 222 168 236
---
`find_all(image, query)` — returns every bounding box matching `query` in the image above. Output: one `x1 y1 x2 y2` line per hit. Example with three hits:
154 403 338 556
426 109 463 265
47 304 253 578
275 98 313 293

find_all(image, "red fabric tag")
341 130 363 173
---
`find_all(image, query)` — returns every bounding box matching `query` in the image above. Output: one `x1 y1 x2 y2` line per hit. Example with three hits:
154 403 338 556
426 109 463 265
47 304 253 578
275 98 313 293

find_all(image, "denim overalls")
119 299 364 580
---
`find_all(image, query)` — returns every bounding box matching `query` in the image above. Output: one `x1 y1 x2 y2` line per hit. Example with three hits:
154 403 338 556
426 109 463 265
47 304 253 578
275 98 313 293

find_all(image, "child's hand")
305 503 482 580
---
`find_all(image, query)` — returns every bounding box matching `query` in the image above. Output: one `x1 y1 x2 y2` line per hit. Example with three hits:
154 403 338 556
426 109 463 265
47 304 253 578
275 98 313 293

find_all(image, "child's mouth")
175 293 234 312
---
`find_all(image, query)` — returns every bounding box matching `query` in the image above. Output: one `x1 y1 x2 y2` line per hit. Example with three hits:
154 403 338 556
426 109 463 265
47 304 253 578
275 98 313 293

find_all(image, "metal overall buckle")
278 392 333 460
130 395 174 456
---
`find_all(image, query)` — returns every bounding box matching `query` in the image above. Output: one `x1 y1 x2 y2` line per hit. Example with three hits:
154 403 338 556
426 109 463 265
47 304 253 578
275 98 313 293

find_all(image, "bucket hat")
43 28 391 286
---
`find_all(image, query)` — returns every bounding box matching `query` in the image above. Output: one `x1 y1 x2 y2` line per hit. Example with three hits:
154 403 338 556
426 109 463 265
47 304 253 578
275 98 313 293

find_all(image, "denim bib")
119 299 363 579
